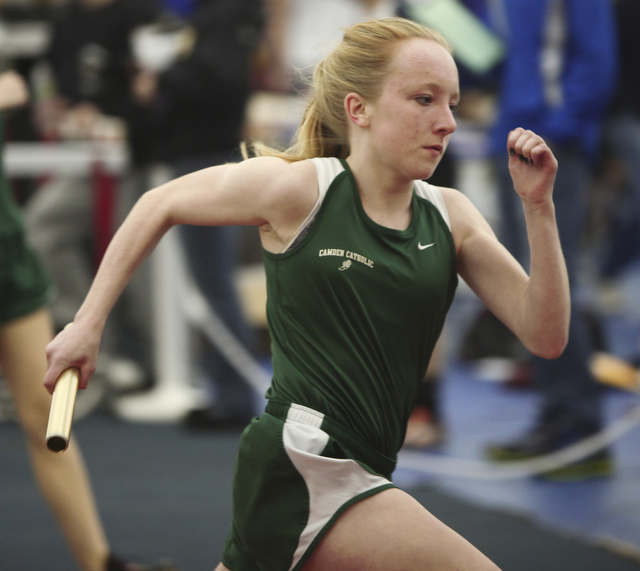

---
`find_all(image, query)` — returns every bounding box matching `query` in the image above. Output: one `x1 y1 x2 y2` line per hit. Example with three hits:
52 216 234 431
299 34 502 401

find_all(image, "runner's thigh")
303 487 500 571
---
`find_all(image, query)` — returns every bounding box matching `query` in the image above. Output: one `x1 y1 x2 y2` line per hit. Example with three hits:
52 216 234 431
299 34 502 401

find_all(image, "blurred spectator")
588 0 640 386
260 0 398 92
484 0 617 480
598 0 640 284
24 0 162 388
131 0 265 429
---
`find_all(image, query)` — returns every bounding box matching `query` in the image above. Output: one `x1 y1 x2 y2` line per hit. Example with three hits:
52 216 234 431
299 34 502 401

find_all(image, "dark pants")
494 145 602 430
173 152 255 417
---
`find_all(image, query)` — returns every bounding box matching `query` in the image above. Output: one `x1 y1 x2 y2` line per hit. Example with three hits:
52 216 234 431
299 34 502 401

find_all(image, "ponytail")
244 17 450 162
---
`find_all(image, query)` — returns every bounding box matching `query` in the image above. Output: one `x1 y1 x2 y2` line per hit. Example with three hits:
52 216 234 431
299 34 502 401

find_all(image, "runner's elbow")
527 331 568 360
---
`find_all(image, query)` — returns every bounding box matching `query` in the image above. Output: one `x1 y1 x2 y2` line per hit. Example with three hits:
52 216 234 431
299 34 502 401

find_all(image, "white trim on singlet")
281 157 345 252
414 179 452 230
282 159 452 252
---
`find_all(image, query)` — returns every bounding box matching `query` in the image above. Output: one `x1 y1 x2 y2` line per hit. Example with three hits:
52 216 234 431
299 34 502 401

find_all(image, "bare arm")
446 128 570 359
44 156 317 391
0 70 29 110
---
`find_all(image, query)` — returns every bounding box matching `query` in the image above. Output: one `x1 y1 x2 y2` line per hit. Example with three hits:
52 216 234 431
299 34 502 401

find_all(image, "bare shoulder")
247 157 319 251
228 156 317 215
156 155 317 233
438 185 476 215
264 157 317 207
437 186 495 252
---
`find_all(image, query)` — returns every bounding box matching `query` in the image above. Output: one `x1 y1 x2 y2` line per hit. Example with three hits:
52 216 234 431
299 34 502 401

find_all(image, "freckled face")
367 38 459 181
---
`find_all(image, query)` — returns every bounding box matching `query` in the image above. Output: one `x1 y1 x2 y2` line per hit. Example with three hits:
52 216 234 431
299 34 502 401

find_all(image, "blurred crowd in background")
1 0 639 475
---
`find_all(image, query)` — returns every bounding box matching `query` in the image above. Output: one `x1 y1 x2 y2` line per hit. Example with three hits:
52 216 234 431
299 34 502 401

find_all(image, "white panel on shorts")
282 407 391 570
287 402 325 428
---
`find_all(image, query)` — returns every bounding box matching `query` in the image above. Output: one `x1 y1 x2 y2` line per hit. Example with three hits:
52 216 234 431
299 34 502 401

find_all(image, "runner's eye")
415 95 433 106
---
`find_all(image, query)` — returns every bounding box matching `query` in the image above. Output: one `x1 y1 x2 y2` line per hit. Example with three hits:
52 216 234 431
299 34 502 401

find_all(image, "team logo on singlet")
318 248 375 270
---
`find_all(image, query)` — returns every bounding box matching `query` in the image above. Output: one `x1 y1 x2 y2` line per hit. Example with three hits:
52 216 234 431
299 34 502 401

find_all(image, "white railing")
4 141 268 422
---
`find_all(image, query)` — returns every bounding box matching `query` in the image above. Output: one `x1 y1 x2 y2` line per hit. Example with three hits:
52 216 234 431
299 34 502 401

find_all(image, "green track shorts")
222 401 396 570
0 231 51 325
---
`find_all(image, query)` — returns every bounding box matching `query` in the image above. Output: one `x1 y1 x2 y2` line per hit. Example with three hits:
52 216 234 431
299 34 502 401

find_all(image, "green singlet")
264 157 458 465
222 157 458 570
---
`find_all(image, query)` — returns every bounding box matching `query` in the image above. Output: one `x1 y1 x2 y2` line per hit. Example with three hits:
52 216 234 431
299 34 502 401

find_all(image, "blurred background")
1 0 639 569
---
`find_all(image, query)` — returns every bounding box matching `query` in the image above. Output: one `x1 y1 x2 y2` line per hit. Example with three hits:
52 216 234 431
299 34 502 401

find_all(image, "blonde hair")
247 17 451 162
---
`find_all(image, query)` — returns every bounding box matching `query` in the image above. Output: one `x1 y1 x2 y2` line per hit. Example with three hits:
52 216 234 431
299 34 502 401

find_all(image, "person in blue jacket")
485 0 618 479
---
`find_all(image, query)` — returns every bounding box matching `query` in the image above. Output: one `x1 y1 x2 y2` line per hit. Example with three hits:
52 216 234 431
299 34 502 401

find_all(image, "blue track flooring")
394 362 640 555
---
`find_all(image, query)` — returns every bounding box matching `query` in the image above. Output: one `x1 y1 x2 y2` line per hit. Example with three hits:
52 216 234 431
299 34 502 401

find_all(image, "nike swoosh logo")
418 242 436 250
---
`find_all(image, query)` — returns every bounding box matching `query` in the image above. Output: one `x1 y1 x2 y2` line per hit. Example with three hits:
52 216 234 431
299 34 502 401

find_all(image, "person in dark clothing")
599 0 640 282
589 0 640 382
46 0 160 127
484 0 617 480
132 0 265 428
24 0 162 381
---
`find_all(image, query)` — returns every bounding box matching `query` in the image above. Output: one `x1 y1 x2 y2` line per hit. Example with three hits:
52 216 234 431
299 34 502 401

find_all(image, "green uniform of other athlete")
0 115 51 323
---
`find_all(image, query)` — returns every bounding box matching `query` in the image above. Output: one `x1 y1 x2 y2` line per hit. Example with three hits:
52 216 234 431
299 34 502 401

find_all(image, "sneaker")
486 422 559 461
403 405 445 449
106 554 178 571
486 421 614 481
404 376 445 449
541 448 614 482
